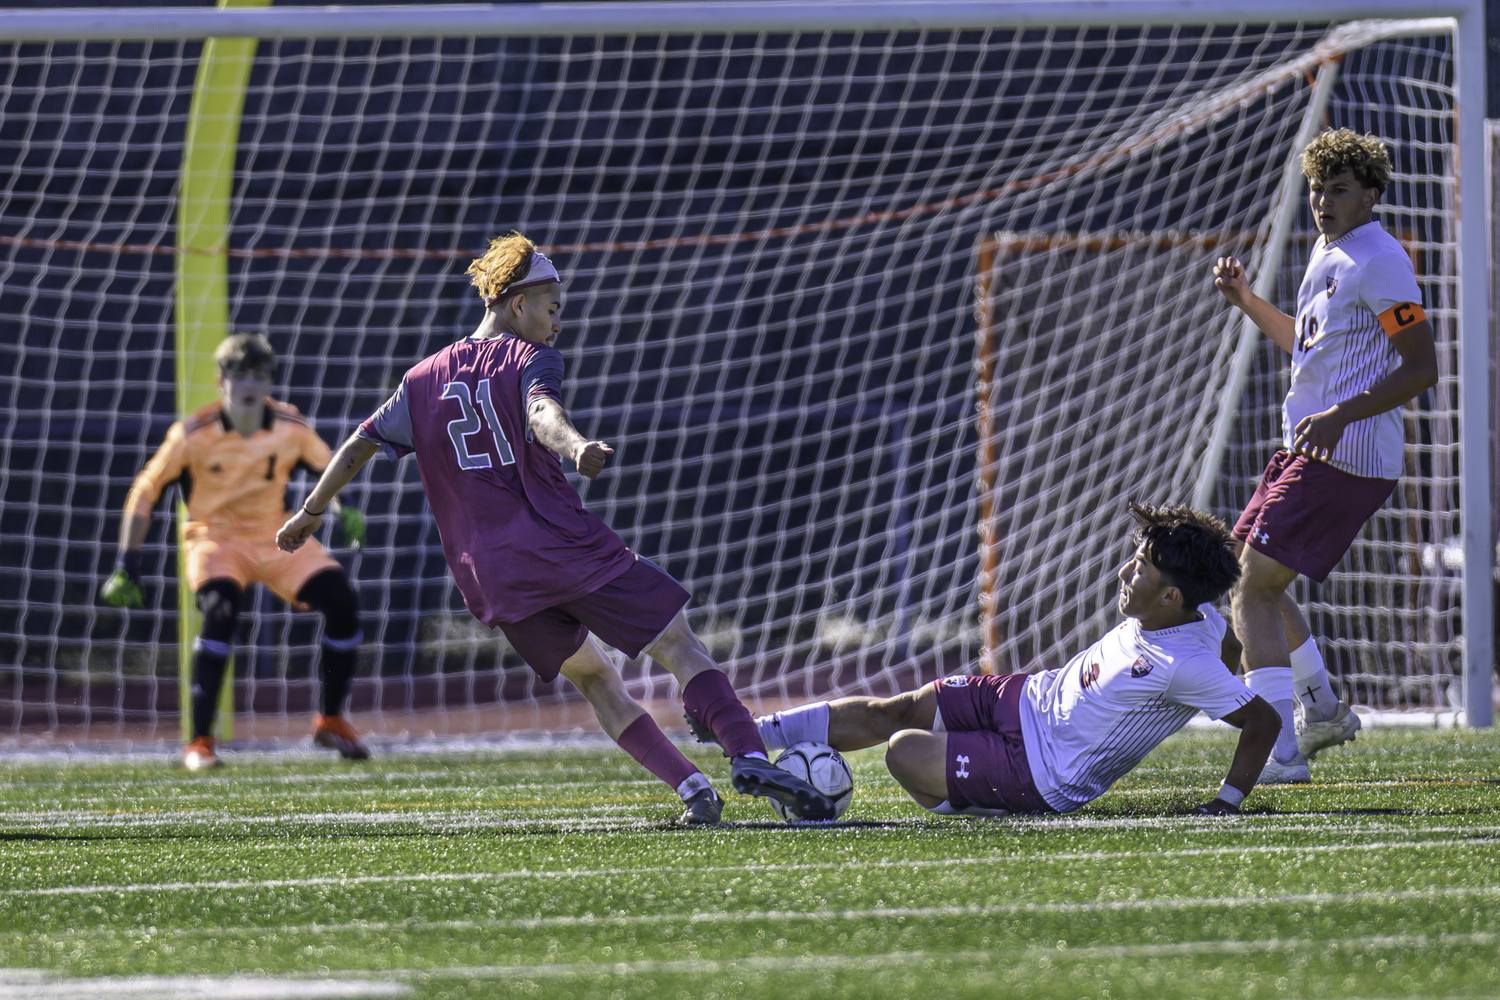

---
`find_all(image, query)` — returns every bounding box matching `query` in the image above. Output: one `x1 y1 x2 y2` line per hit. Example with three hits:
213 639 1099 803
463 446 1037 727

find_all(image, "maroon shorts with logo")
1232 450 1397 583
932 673 1055 814
497 556 691 682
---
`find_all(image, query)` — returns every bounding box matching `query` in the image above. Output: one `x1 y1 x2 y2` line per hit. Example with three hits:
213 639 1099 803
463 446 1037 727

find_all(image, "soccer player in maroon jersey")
278 232 834 823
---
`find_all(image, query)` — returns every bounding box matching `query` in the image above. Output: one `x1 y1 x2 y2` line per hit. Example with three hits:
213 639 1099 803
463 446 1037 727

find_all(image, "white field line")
0 970 409 999
0 808 664 828
331 931 1500 982
208 886 1500 933
12 836 1498 899
0 800 1482 833
55 891 1500 943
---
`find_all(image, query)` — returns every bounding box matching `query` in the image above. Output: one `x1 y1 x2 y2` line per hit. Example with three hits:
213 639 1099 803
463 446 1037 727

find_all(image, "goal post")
0 2 1489 743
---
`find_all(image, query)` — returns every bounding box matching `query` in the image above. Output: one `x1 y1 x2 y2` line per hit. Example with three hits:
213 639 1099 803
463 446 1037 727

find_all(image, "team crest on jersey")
941 676 972 688
1326 275 1338 298
1130 656 1153 678
1079 658 1100 690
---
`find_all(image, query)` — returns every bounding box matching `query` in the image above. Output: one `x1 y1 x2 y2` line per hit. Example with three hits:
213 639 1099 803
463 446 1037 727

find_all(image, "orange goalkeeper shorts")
182 522 340 603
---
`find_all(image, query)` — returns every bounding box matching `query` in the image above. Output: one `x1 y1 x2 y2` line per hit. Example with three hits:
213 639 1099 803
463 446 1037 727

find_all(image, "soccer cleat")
312 713 370 760
1296 701 1362 760
182 736 221 772
1258 755 1311 785
730 754 836 821
679 787 724 826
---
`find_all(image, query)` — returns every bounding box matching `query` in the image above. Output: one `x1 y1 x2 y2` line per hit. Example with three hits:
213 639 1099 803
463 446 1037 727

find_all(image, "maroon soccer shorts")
932 673 1055 814
497 556 691 681
1232 450 1397 583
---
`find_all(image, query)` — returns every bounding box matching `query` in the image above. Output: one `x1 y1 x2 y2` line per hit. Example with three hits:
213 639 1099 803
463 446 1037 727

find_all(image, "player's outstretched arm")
277 433 379 552
100 508 149 609
101 425 184 609
1196 695 1281 814
528 397 614 479
1213 256 1295 354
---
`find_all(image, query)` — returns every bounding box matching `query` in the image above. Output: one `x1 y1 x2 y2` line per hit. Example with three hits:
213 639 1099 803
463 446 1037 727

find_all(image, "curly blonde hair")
466 230 537 304
1300 128 1392 192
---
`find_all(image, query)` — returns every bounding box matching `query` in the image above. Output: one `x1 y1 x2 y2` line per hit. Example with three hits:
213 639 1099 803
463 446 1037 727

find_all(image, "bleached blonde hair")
466 230 537 305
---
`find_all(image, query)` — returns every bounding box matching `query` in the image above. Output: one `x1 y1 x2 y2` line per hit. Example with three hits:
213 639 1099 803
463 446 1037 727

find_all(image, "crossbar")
0 1 1487 41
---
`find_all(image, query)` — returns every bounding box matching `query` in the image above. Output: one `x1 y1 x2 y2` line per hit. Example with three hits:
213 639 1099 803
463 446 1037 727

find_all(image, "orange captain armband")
1378 301 1426 336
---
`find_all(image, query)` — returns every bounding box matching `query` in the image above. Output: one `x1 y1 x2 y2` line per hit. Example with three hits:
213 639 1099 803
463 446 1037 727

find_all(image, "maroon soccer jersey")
359 334 634 625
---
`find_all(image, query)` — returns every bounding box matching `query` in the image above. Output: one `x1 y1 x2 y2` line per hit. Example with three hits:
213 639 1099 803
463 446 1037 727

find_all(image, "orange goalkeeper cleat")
182 736 221 772
312 713 370 760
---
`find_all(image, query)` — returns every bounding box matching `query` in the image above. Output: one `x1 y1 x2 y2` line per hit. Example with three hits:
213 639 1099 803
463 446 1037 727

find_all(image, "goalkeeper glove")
1193 797 1241 816
336 505 367 551
100 552 145 610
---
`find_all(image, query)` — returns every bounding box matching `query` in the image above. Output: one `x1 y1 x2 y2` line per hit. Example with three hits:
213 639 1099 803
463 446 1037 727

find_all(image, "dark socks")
681 669 766 758
319 640 359 717
190 641 230 740
616 713 699 791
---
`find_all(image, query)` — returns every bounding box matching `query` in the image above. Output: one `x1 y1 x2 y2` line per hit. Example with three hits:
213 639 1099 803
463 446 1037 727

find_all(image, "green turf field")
2 727 1499 999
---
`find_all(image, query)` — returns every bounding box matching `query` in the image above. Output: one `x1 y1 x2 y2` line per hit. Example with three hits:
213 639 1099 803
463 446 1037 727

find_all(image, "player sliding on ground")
277 232 835 824
101 333 371 771
695 505 1283 816
1213 129 1438 783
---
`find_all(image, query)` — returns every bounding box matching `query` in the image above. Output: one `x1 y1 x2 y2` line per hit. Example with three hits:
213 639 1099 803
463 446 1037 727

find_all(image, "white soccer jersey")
1018 605 1254 814
1285 219 1425 479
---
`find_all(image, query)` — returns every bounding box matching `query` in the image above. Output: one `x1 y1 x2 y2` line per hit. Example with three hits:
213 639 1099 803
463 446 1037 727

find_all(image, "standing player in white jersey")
1213 129 1438 782
694 505 1283 816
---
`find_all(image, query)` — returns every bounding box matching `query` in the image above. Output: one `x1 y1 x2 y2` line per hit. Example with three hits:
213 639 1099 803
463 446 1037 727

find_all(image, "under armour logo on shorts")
955 754 971 778
1255 529 1270 544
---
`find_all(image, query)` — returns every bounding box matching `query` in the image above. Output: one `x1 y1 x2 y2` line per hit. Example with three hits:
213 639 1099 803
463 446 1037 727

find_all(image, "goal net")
0 13 1477 742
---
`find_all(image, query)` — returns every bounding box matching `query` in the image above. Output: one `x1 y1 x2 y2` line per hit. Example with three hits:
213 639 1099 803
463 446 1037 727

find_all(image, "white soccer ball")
769 741 854 822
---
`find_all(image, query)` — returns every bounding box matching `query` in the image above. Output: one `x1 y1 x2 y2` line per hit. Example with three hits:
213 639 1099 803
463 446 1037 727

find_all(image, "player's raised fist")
1213 256 1251 308
276 508 321 552
574 440 614 479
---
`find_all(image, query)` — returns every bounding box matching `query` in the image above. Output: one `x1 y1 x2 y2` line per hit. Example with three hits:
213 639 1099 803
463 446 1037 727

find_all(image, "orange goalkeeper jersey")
125 399 334 539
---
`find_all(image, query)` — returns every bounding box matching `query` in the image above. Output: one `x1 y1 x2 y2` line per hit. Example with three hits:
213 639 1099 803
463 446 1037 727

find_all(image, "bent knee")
651 614 706 655
559 643 622 688
885 728 938 774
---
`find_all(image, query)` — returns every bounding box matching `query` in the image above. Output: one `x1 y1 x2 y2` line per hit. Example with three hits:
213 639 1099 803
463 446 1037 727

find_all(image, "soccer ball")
769 742 854 821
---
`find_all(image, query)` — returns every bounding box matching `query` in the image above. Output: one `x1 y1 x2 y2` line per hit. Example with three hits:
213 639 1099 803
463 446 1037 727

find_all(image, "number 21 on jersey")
442 379 516 470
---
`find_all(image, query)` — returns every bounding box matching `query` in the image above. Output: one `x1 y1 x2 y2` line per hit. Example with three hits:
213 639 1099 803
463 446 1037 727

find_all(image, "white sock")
1244 666 1300 763
676 772 713 802
1289 637 1338 723
756 702 830 753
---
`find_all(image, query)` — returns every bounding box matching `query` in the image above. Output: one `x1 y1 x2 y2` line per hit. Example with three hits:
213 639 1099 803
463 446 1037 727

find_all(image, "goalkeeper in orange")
100 333 370 770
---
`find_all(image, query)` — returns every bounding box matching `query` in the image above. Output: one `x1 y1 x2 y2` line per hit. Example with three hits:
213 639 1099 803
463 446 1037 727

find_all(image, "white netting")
0 19 1464 741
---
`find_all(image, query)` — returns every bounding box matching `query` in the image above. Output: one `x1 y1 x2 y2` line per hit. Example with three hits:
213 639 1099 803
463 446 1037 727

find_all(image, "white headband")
504 251 561 294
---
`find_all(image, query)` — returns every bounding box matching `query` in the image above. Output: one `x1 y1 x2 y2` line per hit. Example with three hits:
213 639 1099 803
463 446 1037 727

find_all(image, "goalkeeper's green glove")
99 552 145 609
336 505 367 551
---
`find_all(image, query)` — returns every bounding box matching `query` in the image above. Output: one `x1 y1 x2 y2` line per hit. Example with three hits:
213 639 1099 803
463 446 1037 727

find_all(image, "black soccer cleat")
730 754 836 821
683 711 725 751
679 786 724 826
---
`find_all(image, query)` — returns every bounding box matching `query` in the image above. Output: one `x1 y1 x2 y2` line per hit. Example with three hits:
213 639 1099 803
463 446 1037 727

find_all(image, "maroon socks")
682 669 766 758
616 713 699 792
